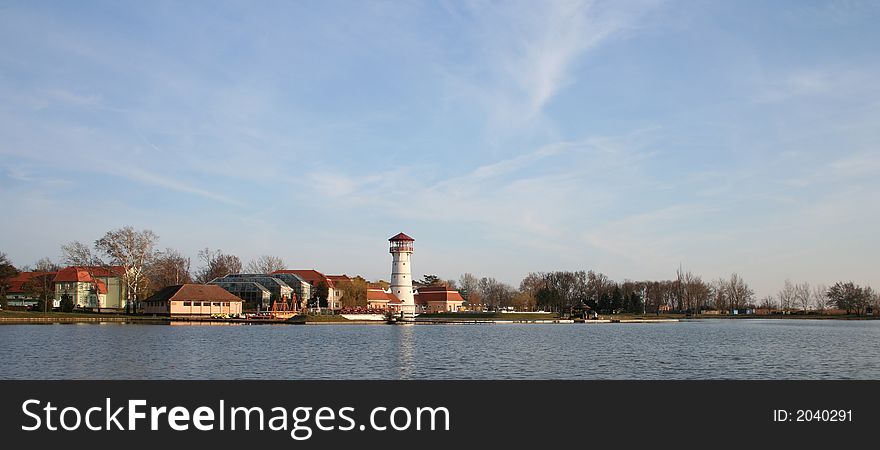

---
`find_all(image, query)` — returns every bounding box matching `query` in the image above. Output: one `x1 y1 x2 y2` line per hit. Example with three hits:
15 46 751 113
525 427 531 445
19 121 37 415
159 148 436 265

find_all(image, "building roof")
388 232 414 241
145 284 243 304
327 275 352 283
415 286 465 304
272 269 335 287
53 266 125 284
367 288 395 302
5 271 56 293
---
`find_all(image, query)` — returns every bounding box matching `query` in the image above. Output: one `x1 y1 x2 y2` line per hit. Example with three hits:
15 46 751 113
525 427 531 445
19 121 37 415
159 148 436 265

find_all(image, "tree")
245 255 286 274
420 274 441 286
0 252 19 309
95 226 159 311
610 285 623 313
23 258 58 313
586 271 610 310
61 241 103 267
195 248 242 283
777 280 796 312
625 291 644 314
726 273 754 311
812 284 827 313
312 280 329 309
34 257 60 272
677 268 709 313
794 282 811 313
458 273 481 307
147 248 192 291
338 276 368 308
518 273 545 311
59 294 74 312
758 295 777 310
710 278 728 312
826 281 870 315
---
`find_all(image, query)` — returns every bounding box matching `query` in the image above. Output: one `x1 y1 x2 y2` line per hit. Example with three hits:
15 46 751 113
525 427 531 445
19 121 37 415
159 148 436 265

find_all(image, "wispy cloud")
443 0 661 133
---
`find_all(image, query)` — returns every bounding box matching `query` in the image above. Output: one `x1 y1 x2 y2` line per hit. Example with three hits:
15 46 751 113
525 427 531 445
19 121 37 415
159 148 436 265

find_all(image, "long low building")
142 284 243 316
365 285 464 314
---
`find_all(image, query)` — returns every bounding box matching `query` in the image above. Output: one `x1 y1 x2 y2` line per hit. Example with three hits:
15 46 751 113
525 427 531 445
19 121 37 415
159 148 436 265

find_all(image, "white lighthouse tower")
389 232 416 320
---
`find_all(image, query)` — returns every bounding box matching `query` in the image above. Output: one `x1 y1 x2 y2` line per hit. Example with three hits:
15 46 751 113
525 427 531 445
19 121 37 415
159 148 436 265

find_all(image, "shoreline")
1 310 877 325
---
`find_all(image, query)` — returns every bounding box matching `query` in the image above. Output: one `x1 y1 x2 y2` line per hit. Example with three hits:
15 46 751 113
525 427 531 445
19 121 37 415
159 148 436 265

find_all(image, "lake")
1 319 878 379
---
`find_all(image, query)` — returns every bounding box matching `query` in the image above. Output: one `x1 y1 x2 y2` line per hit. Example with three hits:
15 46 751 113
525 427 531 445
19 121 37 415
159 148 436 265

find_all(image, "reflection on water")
392 325 416 379
1 320 879 379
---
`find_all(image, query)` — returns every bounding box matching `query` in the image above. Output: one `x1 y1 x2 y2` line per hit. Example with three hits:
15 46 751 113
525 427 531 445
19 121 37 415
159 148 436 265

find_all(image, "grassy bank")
601 313 877 321
0 310 167 323
416 312 558 321
287 314 352 323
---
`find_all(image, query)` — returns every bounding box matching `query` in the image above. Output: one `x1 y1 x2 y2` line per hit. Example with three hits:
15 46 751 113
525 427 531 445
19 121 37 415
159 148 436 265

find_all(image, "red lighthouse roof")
388 232 414 242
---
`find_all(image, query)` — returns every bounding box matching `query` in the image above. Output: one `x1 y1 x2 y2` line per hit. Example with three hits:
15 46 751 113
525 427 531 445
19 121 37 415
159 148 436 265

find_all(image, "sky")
1 0 878 297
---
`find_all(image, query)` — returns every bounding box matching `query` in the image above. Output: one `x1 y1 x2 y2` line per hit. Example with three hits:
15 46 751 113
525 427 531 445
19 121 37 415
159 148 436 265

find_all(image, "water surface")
1 319 877 379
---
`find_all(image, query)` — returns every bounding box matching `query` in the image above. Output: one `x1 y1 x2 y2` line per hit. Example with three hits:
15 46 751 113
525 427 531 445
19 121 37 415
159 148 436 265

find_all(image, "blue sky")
1 0 878 297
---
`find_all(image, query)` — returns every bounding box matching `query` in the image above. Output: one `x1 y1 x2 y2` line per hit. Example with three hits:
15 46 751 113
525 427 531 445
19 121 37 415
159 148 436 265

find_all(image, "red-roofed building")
272 269 345 311
142 284 243 317
53 266 127 309
415 285 465 313
4 271 56 307
367 287 397 311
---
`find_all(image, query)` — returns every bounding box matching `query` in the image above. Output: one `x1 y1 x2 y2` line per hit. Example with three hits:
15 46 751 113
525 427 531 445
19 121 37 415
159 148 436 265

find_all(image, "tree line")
453 269 878 315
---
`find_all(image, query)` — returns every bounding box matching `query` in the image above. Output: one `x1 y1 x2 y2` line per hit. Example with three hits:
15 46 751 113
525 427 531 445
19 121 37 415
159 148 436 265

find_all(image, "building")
367 287 395 311
388 232 416 319
4 271 56 307
414 285 465 313
142 284 243 316
53 266 127 309
208 280 271 312
210 274 294 311
267 273 312 309
272 269 345 311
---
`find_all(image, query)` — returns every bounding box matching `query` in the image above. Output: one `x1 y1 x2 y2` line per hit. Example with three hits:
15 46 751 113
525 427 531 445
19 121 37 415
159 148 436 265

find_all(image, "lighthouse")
389 232 416 320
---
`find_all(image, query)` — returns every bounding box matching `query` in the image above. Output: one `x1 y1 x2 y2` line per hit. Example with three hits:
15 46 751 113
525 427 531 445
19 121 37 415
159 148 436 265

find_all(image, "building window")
183 302 191 306
213 302 220 306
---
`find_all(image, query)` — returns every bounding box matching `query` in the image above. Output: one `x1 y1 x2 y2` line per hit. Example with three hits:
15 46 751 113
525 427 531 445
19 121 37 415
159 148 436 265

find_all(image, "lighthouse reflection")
390 324 416 378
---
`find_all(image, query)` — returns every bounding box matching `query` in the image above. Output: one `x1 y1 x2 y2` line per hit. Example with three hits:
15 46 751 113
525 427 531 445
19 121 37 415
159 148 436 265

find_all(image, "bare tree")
147 248 192 291
677 268 709 313
725 273 754 310
710 278 728 312
61 241 104 267
812 284 827 313
777 279 796 312
794 282 811 313
195 248 242 283
94 227 159 312
758 295 777 310
458 273 481 307
245 255 286 274
22 258 60 312
34 257 60 272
